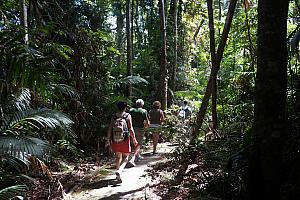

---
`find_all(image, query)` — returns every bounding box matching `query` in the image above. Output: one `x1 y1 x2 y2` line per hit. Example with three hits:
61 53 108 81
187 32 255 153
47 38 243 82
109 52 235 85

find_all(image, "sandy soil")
63 143 175 200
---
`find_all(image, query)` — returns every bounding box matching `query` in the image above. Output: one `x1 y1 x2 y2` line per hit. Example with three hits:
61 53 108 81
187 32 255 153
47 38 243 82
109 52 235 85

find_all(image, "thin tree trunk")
193 19 204 43
126 0 132 97
19 0 28 44
207 0 218 135
159 0 168 110
131 0 134 63
246 0 289 199
115 1 124 65
243 1 255 80
191 0 238 142
171 0 178 92
134 0 142 49
164 0 169 24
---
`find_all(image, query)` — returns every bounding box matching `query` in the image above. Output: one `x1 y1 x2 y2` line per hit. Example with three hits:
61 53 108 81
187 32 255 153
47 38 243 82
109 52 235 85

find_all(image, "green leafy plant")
0 88 74 192
0 185 27 200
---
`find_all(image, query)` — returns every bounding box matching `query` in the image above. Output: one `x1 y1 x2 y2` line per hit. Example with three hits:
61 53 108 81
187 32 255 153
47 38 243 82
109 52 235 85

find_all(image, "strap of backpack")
122 113 129 120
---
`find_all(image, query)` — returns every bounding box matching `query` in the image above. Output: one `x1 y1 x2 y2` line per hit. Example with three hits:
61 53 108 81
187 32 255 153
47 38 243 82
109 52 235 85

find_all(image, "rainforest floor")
25 141 213 200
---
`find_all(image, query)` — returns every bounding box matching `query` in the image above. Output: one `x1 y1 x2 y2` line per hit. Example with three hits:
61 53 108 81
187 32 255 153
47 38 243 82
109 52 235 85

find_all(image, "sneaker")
136 154 144 161
128 159 136 167
152 151 158 155
115 172 122 182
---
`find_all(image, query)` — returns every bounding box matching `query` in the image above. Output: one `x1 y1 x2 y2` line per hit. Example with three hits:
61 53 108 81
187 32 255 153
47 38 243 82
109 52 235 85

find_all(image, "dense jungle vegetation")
0 0 299 199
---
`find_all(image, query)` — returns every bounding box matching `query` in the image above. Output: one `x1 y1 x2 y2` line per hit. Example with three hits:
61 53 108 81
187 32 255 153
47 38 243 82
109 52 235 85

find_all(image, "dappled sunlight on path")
63 143 175 200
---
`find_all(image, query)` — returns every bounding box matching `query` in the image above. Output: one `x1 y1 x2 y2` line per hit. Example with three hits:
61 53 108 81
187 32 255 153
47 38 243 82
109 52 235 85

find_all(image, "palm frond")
44 42 73 61
49 83 79 99
0 135 51 163
0 185 26 200
116 75 149 85
0 153 29 171
1 108 74 136
6 88 31 112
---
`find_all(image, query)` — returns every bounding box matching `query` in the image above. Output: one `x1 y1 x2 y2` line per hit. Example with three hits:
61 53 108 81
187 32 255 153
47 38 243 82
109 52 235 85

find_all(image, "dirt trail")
63 143 175 200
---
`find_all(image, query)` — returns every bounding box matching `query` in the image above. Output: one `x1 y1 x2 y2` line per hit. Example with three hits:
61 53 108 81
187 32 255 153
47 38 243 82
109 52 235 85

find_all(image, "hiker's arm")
144 113 150 128
106 118 113 146
160 110 165 122
127 115 138 146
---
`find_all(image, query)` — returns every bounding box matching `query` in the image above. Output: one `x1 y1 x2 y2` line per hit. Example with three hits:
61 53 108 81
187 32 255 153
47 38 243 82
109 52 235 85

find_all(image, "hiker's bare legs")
130 128 143 163
115 152 122 170
135 129 143 155
115 152 129 172
120 153 129 171
115 152 129 182
152 132 159 153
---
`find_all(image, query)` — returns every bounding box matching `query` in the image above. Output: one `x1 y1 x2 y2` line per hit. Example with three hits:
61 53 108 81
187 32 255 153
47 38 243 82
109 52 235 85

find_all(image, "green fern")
116 75 149 85
0 185 27 200
48 83 79 100
0 88 74 163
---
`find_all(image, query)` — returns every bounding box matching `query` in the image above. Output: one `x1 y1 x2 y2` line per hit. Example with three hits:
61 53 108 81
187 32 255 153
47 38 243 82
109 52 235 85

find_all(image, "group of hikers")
106 99 192 183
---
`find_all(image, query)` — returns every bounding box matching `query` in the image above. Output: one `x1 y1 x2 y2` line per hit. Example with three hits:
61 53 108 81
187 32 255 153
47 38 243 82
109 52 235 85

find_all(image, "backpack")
112 114 129 143
178 107 191 119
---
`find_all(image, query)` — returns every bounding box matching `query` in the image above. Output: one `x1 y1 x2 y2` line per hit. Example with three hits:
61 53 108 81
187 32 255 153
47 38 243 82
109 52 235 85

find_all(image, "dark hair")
183 100 188 105
152 101 161 109
117 101 127 111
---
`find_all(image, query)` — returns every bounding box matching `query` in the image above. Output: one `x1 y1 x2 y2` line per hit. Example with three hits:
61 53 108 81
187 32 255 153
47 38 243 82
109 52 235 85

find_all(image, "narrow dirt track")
63 143 175 200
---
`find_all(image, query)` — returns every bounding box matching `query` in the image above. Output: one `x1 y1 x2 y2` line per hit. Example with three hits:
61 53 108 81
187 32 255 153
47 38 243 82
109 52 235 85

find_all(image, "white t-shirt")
178 105 192 119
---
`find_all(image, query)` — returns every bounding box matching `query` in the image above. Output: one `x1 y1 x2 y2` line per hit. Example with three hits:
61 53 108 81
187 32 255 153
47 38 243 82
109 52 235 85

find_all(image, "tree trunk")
164 0 169 24
131 0 134 63
158 0 168 110
243 1 255 79
171 0 178 92
192 0 237 142
246 0 289 199
115 1 124 65
126 0 132 97
207 0 218 135
19 0 28 44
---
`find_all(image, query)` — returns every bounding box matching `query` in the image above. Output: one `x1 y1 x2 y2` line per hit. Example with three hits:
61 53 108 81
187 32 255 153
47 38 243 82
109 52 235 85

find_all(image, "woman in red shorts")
106 101 138 182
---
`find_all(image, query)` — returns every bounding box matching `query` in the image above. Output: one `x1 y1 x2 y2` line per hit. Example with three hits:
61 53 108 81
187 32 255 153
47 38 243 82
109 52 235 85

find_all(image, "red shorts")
111 139 131 153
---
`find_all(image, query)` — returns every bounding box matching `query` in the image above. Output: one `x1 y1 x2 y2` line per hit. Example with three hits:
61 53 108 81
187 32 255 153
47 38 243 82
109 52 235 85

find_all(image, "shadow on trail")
65 143 177 199
98 186 146 200
79 178 122 190
72 152 164 191
133 152 165 165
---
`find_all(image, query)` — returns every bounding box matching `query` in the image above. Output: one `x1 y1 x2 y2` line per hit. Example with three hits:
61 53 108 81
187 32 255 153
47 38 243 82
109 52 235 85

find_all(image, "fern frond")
44 42 73 61
0 153 29 171
7 88 31 112
49 83 79 99
1 108 74 136
116 75 149 85
0 185 26 200
0 135 51 162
